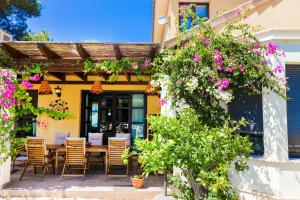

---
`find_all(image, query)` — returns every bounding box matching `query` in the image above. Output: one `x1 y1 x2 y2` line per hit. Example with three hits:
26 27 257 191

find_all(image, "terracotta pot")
131 176 144 189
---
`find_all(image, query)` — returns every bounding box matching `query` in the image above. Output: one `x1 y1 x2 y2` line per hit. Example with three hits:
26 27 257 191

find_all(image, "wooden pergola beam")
73 72 87 81
32 80 148 85
48 72 66 81
0 43 29 59
76 44 90 59
37 43 61 59
113 44 122 60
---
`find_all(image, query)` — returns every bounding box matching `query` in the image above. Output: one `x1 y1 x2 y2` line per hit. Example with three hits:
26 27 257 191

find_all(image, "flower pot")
131 176 144 189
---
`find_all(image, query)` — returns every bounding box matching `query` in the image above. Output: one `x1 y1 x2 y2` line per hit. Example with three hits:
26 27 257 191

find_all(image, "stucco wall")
153 0 249 43
31 75 160 144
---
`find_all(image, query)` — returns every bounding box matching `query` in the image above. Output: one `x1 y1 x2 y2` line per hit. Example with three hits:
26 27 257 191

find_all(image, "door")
81 91 146 145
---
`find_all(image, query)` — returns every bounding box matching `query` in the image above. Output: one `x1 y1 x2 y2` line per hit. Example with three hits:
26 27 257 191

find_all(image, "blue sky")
27 0 153 42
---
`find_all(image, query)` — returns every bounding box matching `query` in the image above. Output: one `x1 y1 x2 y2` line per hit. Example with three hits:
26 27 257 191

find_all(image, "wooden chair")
19 138 54 181
87 133 105 168
107 138 128 179
61 138 87 181
11 145 27 173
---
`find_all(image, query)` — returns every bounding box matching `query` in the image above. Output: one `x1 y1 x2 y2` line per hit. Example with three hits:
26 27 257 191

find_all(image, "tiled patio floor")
1 163 165 200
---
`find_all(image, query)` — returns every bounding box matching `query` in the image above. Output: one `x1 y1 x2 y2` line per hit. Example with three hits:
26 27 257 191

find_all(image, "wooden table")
46 144 108 175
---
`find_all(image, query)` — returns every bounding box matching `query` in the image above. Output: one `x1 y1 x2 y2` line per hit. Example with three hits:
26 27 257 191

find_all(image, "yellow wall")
31 79 160 144
153 0 249 43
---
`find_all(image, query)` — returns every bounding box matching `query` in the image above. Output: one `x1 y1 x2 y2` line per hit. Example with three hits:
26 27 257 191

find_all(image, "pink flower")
213 50 223 70
2 89 13 99
21 80 33 89
200 38 211 46
272 65 283 73
214 78 230 91
237 8 243 16
0 100 4 107
2 114 9 122
239 64 246 72
193 54 202 62
157 98 168 106
263 60 268 65
266 42 278 56
4 80 16 91
29 74 41 81
5 103 12 109
254 42 262 48
225 67 234 73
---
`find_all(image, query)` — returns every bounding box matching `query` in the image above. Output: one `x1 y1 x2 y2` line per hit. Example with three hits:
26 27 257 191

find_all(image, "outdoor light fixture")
90 80 103 95
54 85 62 97
38 81 53 95
158 16 168 25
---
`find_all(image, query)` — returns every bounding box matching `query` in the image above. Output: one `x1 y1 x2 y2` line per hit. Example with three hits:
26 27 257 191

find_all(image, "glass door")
81 91 146 145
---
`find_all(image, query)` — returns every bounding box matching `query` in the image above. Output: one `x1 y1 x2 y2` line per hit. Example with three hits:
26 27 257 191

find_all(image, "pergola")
0 42 159 84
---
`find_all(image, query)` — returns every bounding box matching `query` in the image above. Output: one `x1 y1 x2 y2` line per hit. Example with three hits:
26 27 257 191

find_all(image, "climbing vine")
83 57 151 82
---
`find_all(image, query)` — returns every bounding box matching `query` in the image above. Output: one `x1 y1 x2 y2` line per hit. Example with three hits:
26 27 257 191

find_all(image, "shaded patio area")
3 164 164 200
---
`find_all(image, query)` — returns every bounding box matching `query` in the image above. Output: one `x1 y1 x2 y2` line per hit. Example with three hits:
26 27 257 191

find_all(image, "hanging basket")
38 81 52 95
90 80 103 94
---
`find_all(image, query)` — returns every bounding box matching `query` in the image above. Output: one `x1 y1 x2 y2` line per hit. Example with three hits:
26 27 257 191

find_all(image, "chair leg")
19 162 29 181
83 161 87 181
11 157 16 173
52 162 55 175
33 164 36 174
41 163 48 181
126 164 129 177
61 161 66 181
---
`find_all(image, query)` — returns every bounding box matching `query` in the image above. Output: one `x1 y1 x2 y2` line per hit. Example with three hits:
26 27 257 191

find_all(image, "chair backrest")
54 131 70 145
115 133 131 146
108 138 126 166
65 138 86 166
88 132 103 145
26 138 46 165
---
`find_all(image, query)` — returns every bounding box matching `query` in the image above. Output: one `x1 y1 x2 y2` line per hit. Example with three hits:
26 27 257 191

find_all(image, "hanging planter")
90 80 103 94
38 81 52 95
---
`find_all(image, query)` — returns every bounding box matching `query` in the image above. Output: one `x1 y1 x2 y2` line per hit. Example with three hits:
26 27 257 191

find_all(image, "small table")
46 144 108 175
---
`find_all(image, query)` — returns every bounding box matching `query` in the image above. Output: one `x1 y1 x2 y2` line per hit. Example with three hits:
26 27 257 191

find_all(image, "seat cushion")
115 133 131 146
54 132 70 145
88 133 103 145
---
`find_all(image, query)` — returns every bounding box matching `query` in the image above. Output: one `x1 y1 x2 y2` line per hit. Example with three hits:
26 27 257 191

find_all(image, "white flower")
176 98 190 112
213 89 233 104
185 76 198 92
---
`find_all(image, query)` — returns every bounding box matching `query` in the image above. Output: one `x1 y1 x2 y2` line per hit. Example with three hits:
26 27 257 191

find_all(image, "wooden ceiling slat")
37 43 61 59
48 72 66 81
113 44 122 60
0 43 29 59
73 72 87 81
76 44 90 59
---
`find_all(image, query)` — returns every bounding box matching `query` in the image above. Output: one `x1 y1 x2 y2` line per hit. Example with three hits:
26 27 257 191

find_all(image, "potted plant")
131 174 144 189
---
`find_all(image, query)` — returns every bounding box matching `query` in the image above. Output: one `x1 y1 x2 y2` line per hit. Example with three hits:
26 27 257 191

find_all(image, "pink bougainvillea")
214 78 230 91
157 98 168 106
21 80 34 89
212 50 223 71
193 54 202 62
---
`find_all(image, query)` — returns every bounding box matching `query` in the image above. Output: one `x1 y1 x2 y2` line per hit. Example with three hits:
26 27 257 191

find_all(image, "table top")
46 144 108 153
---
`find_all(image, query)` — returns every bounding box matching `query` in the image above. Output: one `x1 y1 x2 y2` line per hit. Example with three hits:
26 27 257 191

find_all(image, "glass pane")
132 94 144 107
117 95 129 107
101 95 113 107
101 109 113 122
195 5 208 18
91 102 98 128
132 124 144 138
116 109 129 122
132 109 145 122
116 123 129 133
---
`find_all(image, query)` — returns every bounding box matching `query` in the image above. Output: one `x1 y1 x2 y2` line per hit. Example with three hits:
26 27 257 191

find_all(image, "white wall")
230 33 300 200
0 159 11 189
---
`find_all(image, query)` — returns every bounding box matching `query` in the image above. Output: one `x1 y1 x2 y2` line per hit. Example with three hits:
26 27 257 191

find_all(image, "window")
16 90 38 138
228 92 264 156
286 66 300 158
179 3 209 31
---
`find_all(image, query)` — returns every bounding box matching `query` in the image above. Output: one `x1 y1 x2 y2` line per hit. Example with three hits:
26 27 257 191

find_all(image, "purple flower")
157 98 168 106
214 78 230 91
213 50 223 70
239 64 246 72
266 42 278 56
193 54 202 62
2 114 9 122
5 103 12 109
272 65 283 73
4 80 16 91
201 38 211 46
2 89 13 99
0 100 5 107
21 80 33 89
225 67 234 73
29 74 41 81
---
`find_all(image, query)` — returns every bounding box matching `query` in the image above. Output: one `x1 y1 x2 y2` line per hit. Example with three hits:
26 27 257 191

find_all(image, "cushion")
115 133 131 146
54 132 70 145
88 132 103 145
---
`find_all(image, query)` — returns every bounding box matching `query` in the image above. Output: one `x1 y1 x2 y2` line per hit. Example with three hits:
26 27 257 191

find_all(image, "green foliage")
83 57 151 83
0 0 42 40
20 29 52 41
136 109 251 199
